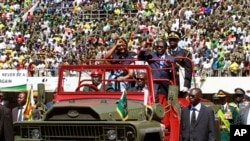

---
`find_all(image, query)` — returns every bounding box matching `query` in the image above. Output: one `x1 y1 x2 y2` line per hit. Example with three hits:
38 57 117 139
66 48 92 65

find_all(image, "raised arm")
138 37 154 61
104 43 118 59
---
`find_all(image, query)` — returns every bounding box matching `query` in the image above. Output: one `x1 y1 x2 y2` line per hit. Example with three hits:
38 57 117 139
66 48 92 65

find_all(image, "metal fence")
8 67 249 77
34 2 139 21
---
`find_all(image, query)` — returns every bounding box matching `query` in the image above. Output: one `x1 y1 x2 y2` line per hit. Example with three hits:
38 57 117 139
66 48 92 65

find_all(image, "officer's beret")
245 90 250 100
167 31 181 40
217 89 229 98
90 69 103 76
234 88 245 95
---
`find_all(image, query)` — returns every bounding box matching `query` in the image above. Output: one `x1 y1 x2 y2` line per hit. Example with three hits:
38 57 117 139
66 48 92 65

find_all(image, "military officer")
167 31 192 97
242 91 250 107
233 88 246 109
217 89 238 141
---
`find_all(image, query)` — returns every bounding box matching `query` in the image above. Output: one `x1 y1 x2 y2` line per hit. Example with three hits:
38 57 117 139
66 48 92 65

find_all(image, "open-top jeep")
14 61 191 141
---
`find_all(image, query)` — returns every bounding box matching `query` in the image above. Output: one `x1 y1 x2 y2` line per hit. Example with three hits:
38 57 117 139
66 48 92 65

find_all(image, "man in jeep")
128 72 147 92
82 69 114 92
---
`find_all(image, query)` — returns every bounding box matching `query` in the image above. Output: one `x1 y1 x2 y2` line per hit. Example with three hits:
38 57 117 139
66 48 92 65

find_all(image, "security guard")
167 31 192 97
233 88 245 110
217 89 238 141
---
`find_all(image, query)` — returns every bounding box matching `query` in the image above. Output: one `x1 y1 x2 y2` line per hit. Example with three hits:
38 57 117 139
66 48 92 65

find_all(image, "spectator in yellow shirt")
114 6 121 15
229 59 239 76
147 0 155 11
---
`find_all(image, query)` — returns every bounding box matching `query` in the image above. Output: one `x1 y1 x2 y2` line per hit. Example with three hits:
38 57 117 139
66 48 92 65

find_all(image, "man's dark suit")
12 106 41 122
180 104 216 141
1 100 9 108
127 86 147 92
238 104 250 125
138 50 175 97
0 105 14 141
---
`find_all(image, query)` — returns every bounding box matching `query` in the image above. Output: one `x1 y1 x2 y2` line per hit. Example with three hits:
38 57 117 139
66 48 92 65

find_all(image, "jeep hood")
44 99 145 121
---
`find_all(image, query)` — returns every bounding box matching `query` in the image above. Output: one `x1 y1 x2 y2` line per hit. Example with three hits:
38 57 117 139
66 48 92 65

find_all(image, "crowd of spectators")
0 0 250 77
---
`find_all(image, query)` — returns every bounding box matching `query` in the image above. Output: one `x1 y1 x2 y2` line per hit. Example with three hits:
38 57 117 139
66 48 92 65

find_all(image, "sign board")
0 70 27 91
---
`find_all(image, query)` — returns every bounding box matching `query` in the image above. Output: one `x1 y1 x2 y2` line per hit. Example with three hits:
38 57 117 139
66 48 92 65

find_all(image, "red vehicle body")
13 57 214 141
53 58 195 141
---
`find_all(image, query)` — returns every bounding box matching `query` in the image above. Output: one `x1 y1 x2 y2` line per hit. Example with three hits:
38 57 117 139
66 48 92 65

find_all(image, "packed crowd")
0 0 250 77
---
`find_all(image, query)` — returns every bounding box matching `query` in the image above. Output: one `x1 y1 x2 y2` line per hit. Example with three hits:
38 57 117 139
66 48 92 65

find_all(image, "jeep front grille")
17 123 136 141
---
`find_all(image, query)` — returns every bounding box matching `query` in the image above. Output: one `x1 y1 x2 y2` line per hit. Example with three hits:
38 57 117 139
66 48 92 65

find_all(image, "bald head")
191 88 202 96
188 88 202 106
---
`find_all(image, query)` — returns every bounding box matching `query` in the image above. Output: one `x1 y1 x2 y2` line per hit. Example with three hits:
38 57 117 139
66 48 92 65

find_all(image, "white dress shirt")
17 105 26 121
190 103 201 122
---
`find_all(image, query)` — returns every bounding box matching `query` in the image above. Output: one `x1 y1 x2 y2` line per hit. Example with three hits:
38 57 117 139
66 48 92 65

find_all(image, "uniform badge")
224 110 232 119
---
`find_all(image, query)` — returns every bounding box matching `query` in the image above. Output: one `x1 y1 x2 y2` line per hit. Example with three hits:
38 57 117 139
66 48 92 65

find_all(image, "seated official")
83 69 114 92
128 72 147 92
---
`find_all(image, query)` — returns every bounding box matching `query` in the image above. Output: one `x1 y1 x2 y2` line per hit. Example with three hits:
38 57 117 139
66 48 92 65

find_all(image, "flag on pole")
144 90 153 121
116 89 128 121
23 85 34 121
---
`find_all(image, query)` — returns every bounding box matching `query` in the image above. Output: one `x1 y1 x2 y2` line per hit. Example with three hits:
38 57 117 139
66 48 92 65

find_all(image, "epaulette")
182 48 190 57
176 62 182 69
229 102 238 109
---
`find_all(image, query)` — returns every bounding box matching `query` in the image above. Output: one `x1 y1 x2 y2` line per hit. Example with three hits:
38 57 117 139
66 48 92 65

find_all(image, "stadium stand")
0 0 249 77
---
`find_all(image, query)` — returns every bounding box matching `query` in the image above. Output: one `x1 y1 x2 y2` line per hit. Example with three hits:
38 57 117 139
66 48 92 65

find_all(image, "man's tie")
18 106 23 121
191 108 196 128
190 108 196 141
160 55 165 68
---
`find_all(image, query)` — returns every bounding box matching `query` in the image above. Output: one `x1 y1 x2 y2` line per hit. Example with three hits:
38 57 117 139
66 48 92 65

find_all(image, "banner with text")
0 70 28 91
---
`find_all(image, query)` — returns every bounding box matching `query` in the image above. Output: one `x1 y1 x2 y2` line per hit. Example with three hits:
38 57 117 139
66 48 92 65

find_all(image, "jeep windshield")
54 64 157 102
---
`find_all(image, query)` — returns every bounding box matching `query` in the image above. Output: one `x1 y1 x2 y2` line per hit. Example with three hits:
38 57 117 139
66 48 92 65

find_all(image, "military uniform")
217 90 238 141
232 88 246 109
168 47 192 87
167 31 192 95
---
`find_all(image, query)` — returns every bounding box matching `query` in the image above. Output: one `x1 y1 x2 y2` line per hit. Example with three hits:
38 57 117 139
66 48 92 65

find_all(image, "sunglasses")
136 78 145 81
188 94 196 98
236 94 243 97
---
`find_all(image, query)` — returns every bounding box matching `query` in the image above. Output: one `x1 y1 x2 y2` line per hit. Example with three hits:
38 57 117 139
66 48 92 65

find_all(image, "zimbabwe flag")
23 87 34 121
144 90 153 121
116 90 128 121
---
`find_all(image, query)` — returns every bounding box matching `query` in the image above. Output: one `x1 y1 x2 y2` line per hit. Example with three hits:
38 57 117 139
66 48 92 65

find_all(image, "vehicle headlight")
127 131 135 140
107 130 117 140
31 129 40 139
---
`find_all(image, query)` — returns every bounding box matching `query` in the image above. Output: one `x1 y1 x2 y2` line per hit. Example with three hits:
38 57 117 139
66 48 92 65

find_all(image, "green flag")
116 90 128 121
